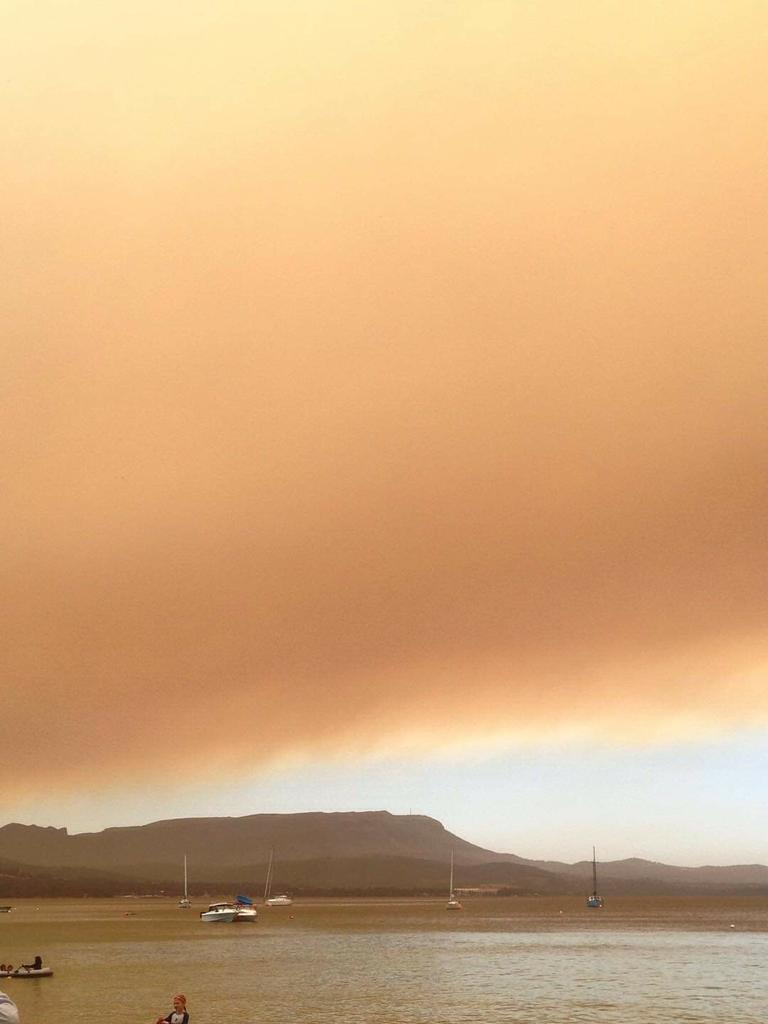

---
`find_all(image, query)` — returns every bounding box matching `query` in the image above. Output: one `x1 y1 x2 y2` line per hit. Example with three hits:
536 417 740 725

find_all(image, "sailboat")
586 846 603 908
178 855 191 908
264 848 293 906
446 850 463 910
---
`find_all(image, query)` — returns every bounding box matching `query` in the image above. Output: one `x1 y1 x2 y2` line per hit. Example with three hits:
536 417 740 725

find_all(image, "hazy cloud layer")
3 1 767 796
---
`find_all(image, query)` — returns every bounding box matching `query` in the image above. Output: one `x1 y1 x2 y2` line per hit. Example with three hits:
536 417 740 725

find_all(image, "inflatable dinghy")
0 967 54 978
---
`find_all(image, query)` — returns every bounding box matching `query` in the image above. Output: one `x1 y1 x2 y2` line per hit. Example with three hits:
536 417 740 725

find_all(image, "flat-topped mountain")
0 812 518 871
0 812 765 896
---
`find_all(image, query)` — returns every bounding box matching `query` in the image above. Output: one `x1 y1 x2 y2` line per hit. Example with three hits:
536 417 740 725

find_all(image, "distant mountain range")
0 812 766 897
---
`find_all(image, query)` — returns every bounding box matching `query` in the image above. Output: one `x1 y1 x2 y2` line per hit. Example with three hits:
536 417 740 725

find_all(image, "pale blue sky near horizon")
9 733 768 868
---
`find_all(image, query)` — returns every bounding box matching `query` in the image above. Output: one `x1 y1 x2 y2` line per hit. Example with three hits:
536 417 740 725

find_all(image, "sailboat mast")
449 850 454 896
264 849 274 902
184 854 188 899
592 846 597 895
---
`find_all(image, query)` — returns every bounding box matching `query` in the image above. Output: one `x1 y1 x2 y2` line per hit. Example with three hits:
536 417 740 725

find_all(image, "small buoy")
730 924 736 928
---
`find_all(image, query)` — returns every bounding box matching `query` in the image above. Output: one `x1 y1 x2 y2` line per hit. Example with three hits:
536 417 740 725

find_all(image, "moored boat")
586 846 603 908
233 894 258 922
446 850 463 910
179 854 191 908
263 849 293 906
266 894 293 906
199 902 238 923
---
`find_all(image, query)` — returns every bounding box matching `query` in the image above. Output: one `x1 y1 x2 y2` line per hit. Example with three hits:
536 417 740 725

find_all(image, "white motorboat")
233 895 258 922
234 904 258 922
446 850 463 910
199 902 238 923
178 854 191 909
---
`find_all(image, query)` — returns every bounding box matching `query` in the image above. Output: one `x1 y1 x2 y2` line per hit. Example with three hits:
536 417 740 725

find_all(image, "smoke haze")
3 1 767 795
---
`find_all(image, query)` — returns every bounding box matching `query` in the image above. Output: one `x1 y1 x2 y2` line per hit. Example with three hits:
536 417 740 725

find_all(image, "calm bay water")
2 896 767 1023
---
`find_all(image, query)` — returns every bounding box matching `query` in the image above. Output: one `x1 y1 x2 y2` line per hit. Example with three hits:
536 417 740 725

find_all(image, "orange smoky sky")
2 1 767 796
